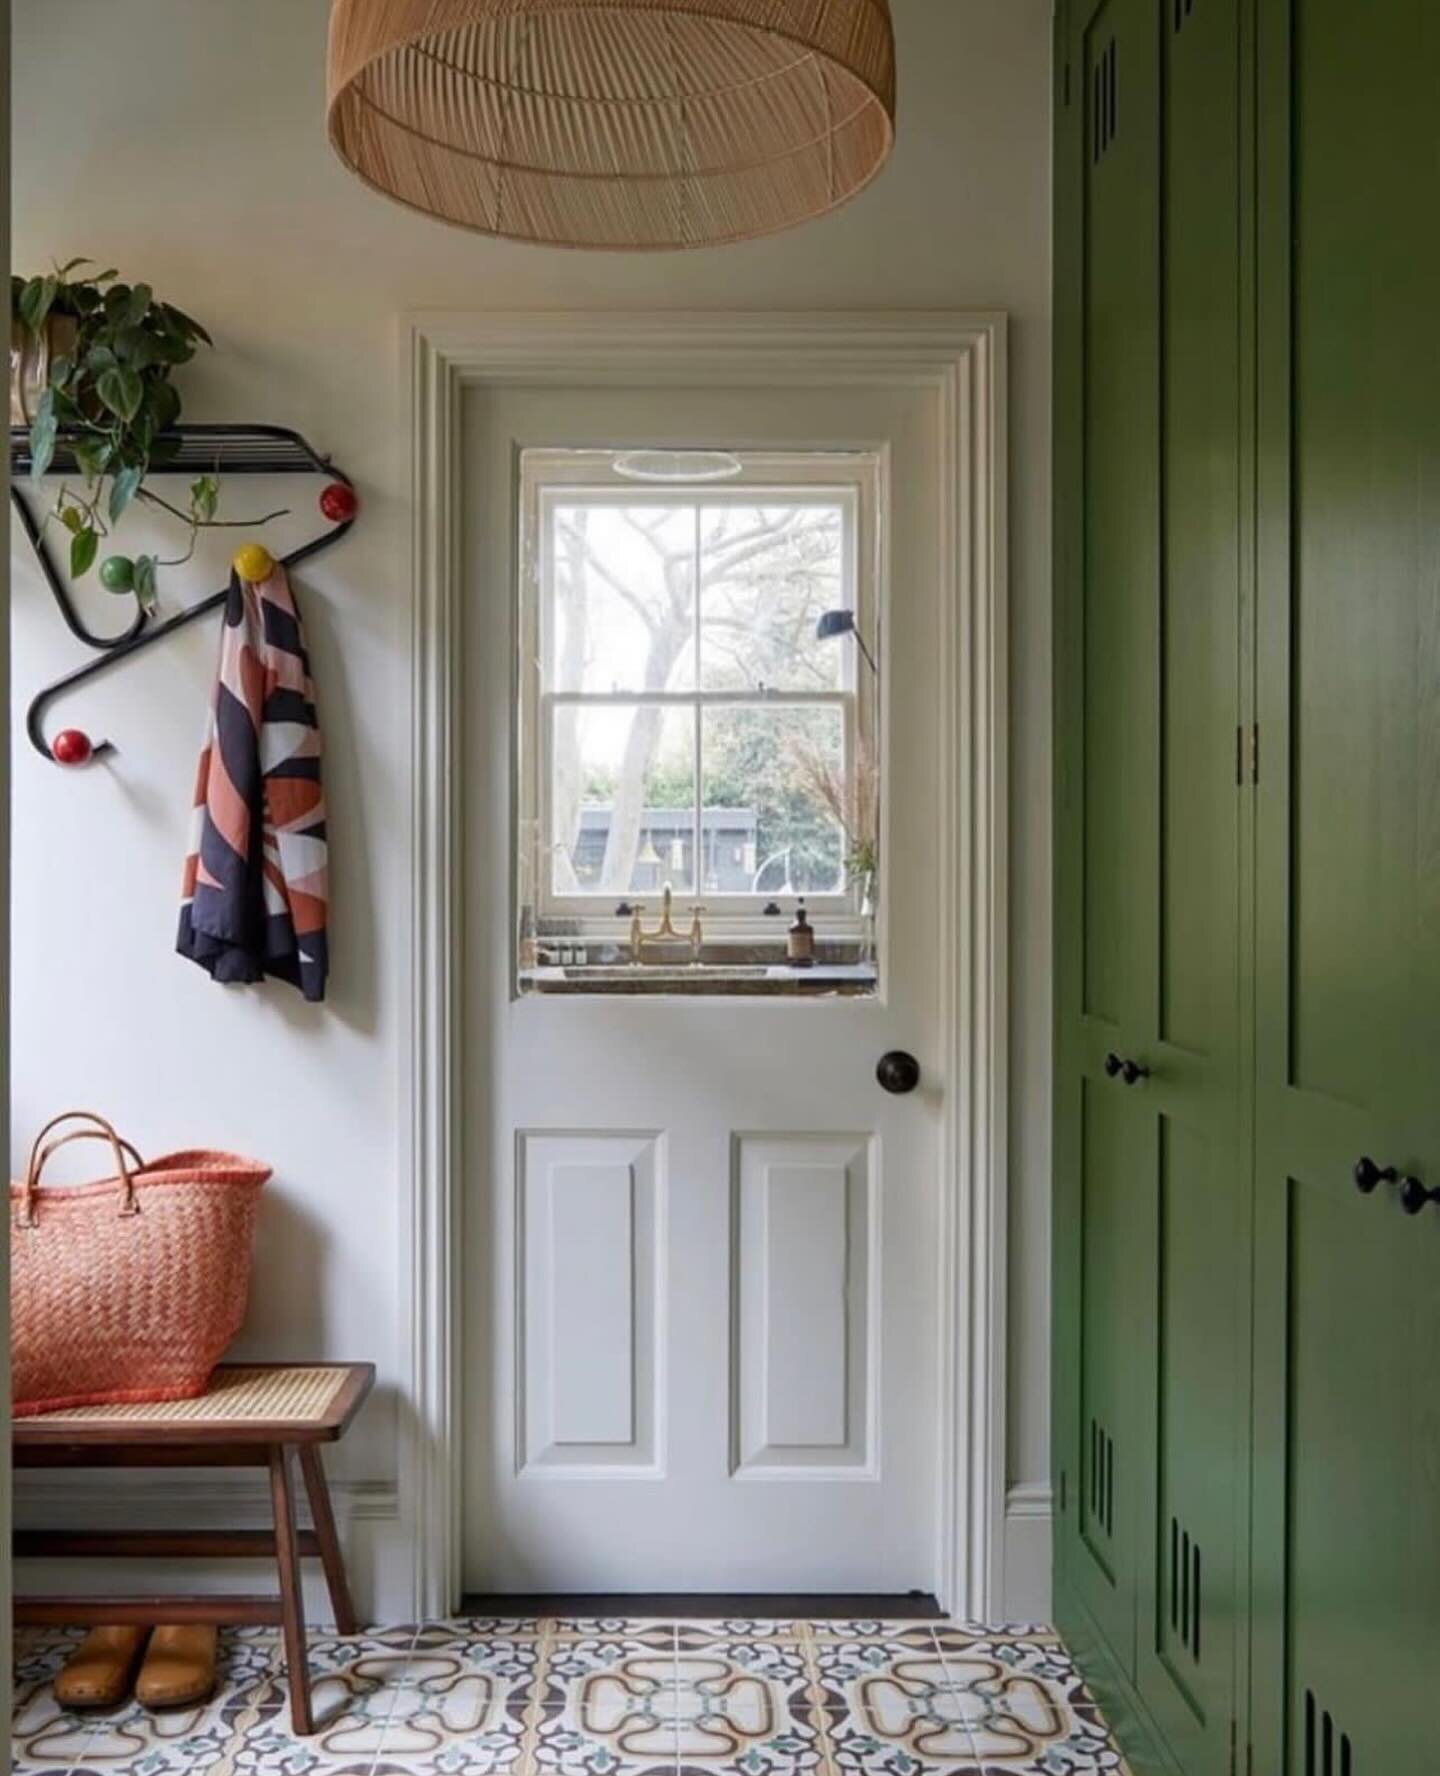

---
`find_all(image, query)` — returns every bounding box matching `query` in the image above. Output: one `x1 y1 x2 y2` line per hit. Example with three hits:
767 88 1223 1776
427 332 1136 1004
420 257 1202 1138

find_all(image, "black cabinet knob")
877 1051 921 1095
1104 1052 1123 1078
1398 1175 1435 1217
1120 1059 1150 1086
1354 1156 1398 1195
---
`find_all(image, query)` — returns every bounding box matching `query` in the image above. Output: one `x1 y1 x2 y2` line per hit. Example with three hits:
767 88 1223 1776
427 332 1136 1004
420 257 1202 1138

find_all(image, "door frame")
398 311 1010 1620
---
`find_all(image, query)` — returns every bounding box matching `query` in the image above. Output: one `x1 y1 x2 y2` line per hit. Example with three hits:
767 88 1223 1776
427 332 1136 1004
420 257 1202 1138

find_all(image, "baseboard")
1002 1482 1054 1625
12 1474 411 1626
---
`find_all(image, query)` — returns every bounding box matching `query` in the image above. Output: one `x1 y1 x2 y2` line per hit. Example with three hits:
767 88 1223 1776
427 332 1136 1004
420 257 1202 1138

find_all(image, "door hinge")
1237 724 1259 786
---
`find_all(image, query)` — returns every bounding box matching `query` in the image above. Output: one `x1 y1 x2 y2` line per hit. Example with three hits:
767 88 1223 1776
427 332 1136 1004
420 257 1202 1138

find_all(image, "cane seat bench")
12 1362 375 1735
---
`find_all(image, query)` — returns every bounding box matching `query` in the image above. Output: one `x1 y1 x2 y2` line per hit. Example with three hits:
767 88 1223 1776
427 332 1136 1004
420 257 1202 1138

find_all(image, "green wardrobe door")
1253 1 1440 1771
1056 0 1161 1684
1131 0 1247 1770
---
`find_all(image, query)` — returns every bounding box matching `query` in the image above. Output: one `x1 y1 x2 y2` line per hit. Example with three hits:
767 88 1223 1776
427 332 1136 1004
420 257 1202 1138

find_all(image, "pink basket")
10 1111 270 1417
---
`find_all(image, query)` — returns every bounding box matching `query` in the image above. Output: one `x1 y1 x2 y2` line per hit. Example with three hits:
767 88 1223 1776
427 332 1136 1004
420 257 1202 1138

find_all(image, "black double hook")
1354 1156 1436 1217
12 424 356 763
1104 1051 1151 1087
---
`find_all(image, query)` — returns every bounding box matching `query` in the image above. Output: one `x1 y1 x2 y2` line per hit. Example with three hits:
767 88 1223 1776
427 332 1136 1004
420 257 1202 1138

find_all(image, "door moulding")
400 311 1010 1622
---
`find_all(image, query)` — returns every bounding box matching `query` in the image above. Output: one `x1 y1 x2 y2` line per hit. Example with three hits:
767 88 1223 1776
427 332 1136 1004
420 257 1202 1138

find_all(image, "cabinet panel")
1132 0 1246 1766
1073 1078 1146 1673
1158 0 1242 1062
1253 2 1440 1772
1080 0 1160 1035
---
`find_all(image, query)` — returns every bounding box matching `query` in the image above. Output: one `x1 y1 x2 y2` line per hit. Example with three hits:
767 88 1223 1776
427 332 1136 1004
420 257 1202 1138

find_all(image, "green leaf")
48 353 74 387
95 365 143 423
109 464 144 524
112 325 160 370
54 256 91 277
58 505 84 535
92 268 118 285
70 525 99 578
29 390 57 482
146 379 182 436
85 344 117 373
191 474 219 524
124 282 153 327
18 274 58 335
161 302 212 348
133 554 158 613
72 438 113 478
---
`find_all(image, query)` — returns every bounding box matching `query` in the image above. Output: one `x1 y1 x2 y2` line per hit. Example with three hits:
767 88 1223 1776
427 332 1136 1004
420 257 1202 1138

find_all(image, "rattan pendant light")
327 0 896 251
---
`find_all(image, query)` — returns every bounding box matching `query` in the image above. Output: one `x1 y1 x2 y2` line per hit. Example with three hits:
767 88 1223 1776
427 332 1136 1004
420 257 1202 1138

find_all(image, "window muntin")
520 450 880 925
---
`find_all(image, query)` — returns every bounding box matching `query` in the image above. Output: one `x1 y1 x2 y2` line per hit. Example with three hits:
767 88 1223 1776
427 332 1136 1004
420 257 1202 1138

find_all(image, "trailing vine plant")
12 259 284 611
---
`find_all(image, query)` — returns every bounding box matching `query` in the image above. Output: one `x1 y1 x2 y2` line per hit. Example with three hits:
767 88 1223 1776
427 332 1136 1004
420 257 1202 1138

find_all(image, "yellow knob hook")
232 543 275 584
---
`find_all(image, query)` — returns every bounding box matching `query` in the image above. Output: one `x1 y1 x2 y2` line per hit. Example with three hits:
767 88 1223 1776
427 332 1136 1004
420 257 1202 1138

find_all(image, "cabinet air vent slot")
1089 1417 1115 1536
1304 1691 1353 1776
1091 38 1118 164
1170 1518 1203 1660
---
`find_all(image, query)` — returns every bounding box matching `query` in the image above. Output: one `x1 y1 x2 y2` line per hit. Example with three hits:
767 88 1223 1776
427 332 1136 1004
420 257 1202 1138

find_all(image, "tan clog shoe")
53 1625 151 1708
134 1624 219 1710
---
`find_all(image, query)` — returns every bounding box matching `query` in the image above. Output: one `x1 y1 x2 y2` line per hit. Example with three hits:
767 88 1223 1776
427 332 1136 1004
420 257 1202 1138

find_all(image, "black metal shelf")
10 423 355 763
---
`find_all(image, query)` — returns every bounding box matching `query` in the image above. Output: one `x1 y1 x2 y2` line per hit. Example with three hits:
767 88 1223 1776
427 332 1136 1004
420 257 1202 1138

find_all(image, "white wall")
11 0 1053 1619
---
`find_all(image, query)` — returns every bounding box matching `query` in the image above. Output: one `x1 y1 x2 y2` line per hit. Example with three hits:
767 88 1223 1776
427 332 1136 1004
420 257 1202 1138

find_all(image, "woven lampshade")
327 0 896 250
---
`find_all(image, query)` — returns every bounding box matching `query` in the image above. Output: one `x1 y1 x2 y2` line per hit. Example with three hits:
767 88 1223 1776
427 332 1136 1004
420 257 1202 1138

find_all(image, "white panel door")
461 381 945 1593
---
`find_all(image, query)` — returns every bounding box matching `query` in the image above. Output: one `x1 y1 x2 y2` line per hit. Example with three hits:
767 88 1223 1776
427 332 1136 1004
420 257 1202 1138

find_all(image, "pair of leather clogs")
54 1624 218 1710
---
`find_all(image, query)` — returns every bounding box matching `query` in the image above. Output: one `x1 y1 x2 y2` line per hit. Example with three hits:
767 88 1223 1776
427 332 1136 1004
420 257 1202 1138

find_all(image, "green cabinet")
1054 2 1439 1774
1250 2 1440 1771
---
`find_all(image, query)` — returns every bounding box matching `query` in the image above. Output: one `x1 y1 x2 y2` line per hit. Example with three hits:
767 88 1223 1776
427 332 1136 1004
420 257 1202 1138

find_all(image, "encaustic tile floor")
12 1618 1133 1776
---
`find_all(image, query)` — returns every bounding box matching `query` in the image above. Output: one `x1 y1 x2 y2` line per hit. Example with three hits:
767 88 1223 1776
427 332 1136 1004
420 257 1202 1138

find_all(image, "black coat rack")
10 423 356 762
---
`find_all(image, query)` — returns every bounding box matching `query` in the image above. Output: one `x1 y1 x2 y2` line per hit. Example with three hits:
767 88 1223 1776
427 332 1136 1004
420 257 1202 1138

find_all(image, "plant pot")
10 313 77 427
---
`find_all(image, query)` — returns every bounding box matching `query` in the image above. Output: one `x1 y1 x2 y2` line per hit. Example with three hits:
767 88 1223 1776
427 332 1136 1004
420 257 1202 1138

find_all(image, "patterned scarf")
177 565 329 1001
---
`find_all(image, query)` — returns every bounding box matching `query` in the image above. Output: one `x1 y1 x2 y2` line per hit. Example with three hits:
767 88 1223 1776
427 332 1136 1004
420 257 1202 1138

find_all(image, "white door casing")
400 313 1008 1620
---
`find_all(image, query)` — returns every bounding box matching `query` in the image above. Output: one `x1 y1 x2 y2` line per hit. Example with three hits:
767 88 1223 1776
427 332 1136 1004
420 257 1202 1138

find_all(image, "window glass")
702 706 847 896
551 703 696 897
549 503 696 693
698 503 846 692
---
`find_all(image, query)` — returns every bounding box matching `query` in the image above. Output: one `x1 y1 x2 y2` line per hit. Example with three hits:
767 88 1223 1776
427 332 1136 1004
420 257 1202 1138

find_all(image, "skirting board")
1002 1483 1053 1625
13 1477 1051 1629
12 1475 408 1628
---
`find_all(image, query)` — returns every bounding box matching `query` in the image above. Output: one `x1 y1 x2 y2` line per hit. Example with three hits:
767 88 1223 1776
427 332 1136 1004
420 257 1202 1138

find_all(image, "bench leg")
269 1444 314 1736
299 1443 359 1636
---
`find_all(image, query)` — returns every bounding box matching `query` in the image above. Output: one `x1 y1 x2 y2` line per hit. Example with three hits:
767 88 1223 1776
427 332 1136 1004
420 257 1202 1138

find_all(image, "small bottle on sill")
787 899 816 968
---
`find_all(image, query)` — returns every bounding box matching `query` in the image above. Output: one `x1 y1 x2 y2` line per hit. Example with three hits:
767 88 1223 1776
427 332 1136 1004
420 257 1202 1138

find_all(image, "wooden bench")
12 1361 374 1735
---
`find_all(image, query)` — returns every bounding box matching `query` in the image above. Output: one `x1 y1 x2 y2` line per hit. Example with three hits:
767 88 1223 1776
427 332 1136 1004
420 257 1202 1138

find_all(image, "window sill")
517 962 878 998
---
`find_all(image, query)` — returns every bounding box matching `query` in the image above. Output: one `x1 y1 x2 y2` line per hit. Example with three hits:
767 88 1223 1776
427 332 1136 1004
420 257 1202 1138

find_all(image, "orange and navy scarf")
177 565 329 1001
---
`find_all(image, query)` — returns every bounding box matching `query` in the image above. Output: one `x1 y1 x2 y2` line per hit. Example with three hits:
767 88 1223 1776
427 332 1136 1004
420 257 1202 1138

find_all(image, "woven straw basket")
10 1112 270 1418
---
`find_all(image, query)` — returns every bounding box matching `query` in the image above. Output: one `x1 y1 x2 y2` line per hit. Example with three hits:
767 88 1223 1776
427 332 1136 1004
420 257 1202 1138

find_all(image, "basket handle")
20 1111 145 1228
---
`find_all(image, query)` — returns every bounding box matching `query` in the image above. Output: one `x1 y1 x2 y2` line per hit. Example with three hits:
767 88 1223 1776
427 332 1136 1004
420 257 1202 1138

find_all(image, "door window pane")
702 706 847 896
552 703 696 896
699 503 846 691
550 503 696 693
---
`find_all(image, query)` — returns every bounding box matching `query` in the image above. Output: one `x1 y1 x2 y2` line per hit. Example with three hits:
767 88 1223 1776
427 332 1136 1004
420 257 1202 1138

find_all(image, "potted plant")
10 259 278 610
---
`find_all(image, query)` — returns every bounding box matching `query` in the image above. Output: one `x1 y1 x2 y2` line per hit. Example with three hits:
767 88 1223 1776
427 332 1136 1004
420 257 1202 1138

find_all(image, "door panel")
461 382 944 1594
1254 1 1440 1770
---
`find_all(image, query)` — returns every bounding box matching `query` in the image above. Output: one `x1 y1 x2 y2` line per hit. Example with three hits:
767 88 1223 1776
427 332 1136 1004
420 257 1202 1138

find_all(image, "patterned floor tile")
11 1615 1131 1776
807 1628 950 1717
536 1627 680 1720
